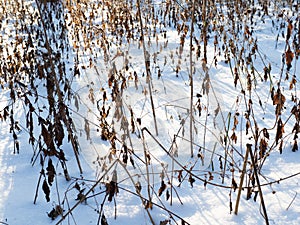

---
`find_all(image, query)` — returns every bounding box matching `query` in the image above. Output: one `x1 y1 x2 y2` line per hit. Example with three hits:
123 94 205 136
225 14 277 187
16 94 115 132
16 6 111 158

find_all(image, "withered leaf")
42 179 50 202
54 120 64 147
76 192 86 203
273 89 286 115
246 120 250 135
84 119 90 140
144 200 153 209
135 181 142 194
48 207 61 220
189 175 195 187
275 118 284 144
166 189 170 201
177 170 183 182
279 140 283 154
106 181 118 202
46 158 56 186
42 124 52 147
292 140 298 152
285 46 294 70
263 128 270 139
160 220 169 225
122 151 128 165
101 214 108 225
233 115 239 129
234 67 239 87
208 172 214 181
231 132 237 144
158 180 167 197
287 21 293 41
130 155 135 169
88 88 95 104
74 182 81 191
253 191 259 202
289 76 297 90
232 178 238 192
73 95 79 112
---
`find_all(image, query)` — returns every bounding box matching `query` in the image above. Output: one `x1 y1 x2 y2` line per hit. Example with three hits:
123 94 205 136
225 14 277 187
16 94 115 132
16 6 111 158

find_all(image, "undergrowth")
0 0 299 224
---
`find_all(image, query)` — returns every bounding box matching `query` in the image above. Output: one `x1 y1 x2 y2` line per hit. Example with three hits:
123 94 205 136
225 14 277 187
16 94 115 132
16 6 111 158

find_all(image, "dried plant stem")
189 0 196 157
34 0 82 173
234 143 250 215
222 113 231 183
248 144 269 225
33 169 44 204
141 128 153 209
202 0 208 63
137 0 158 136
286 192 297 211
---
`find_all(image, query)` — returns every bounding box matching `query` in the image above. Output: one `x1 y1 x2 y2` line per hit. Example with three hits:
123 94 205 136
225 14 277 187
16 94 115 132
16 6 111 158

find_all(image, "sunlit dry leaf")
285 46 294 70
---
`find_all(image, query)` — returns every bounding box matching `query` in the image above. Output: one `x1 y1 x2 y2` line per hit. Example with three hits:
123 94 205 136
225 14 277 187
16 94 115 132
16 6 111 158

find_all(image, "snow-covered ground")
0 0 300 224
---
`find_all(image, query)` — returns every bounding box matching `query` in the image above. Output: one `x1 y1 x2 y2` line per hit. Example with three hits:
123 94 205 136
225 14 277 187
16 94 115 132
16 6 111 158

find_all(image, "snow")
1 0 300 225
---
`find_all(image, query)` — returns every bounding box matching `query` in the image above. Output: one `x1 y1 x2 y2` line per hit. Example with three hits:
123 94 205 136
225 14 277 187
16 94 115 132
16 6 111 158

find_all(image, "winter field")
0 0 300 224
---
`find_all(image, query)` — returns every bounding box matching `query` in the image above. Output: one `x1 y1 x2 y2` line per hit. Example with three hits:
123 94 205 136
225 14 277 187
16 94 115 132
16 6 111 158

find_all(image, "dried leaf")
144 200 153 210
76 192 86 203
275 118 284 144
208 172 214 181
286 46 294 70
135 181 142 194
259 138 268 158
46 158 56 186
101 214 109 225
189 175 195 187
160 220 169 225
106 180 118 202
232 178 238 191
48 206 63 220
42 179 50 202
74 182 81 191
158 180 167 197
231 132 237 144
166 189 170 201
41 124 52 148
292 140 298 152
74 95 79 111
287 21 293 41
263 128 270 139
177 170 183 182
289 76 297 90
279 140 283 154
234 67 239 87
54 119 64 147
129 155 135 169
88 88 95 104
273 89 286 115
84 119 90 140
253 191 259 202
246 187 252 200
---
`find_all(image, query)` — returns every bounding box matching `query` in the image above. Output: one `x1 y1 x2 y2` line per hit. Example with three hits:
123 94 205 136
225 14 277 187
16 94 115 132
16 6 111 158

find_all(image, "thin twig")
136 0 158 136
189 0 196 157
234 144 250 215
286 192 297 211
248 144 269 225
